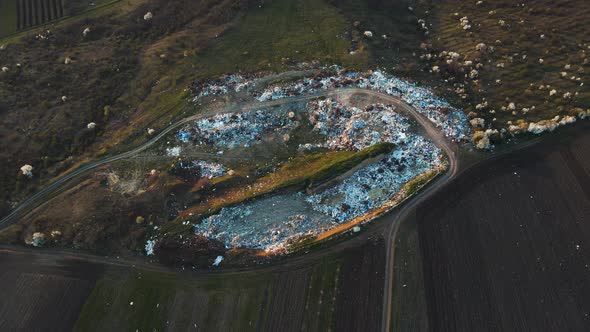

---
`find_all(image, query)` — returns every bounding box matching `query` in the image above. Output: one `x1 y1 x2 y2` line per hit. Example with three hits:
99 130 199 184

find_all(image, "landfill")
189 99 444 252
174 160 228 179
176 109 297 150
251 69 471 141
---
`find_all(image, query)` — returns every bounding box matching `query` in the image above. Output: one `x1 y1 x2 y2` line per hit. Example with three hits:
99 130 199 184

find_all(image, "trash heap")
191 99 444 252
175 160 227 179
253 69 470 142
306 99 412 151
177 109 297 149
306 137 441 223
190 74 256 101
194 193 332 252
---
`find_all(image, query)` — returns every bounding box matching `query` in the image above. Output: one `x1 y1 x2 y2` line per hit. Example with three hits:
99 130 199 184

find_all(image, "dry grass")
421 0 589 127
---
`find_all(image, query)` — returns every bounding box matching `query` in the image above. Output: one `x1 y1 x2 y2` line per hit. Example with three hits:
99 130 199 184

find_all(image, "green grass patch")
76 271 176 331
301 257 342 330
75 268 273 331
0 0 18 37
190 0 368 77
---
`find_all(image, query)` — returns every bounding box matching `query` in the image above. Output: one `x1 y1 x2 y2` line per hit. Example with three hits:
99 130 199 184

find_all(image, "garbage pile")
306 99 412 151
306 137 441 223
190 74 256 101
193 194 332 252
253 69 470 142
177 109 297 149
174 160 228 179
191 98 444 252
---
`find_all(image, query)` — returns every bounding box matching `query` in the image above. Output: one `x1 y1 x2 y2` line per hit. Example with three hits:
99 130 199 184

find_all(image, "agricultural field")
0 0 18 37
0 237 385 331
412 121 590 331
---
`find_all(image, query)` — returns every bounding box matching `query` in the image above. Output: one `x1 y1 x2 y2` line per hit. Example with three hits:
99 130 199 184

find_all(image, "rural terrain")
1 120 589 331
0 0 589 331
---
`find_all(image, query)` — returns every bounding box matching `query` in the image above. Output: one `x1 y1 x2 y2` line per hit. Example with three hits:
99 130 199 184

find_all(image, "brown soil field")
0 249 103 332
416 121 590 331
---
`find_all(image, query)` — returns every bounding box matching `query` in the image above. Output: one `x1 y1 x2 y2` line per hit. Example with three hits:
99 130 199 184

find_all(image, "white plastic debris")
147 128 155 135
20 164 33 177
166 146 181 157
64 57 72 65
363 31 373 38
352 226 361 233
82 27 91 37
31 232 45 247
144 11 153 21
1 66 8 72
145 240 156 256
61 95 68 102
87 122 96 129
212 256 224 266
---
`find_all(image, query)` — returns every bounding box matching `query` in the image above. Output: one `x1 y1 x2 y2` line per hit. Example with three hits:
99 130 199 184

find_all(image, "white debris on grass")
191 74 256 101
87 122 96 129
32 232 45 247
144 11 153 21
166 146 181 157
176 160 228 179
212 256 224 266
20 164 33 177
82 27 91 37
145 239 156 256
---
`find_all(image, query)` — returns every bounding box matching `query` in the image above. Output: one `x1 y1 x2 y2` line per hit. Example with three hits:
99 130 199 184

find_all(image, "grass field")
0 0 18 37
73 255 347 331
190 0 368 76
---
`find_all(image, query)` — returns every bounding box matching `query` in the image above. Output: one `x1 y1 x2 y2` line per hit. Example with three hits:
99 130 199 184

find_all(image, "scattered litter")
145 240 156 256
212 256 224 266
20 164 33 177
